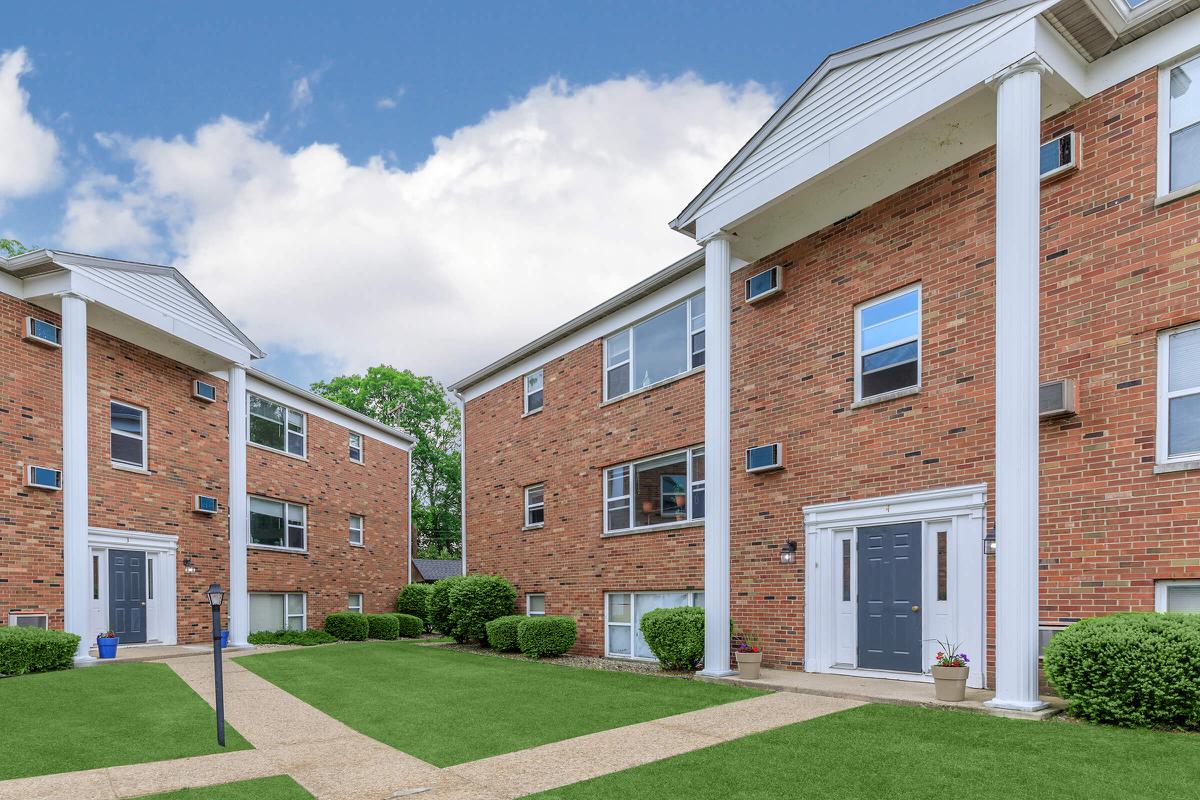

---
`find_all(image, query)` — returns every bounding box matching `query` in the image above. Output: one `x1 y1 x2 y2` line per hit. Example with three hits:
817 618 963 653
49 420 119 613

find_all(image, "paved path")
0 653 860 800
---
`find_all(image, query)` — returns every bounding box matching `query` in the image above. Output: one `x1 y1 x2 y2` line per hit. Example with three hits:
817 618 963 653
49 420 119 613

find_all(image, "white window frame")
348 432 364 464
1157 321 1200 464
524 368 544 415
604 590 704 660
24 316 62 348
349 514 364 547
603 293 705 402
526 593 545 616
7 612 49 628
348 592 364 614
110 400 148 471
250 591 307 632
248 496 308 552
853 284 922 404
524 484 545 529
1158 52 1200 200
248 392 307 458
745 265 782 303
604 446 704 535
1156 579 1200 612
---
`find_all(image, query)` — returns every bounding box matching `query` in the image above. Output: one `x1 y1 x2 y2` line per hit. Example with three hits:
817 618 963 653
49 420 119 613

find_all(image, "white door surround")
804 484 987 689
87 528 178 647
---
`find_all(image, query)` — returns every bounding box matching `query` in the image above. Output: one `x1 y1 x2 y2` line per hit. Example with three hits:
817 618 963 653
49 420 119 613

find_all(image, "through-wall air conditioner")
195 495 219 514
745 443 784 473
24 317 62 348
193 379 217 402
745 265 783 303
1040 132 1078 180
1039 379 1077 419
26 465 62 490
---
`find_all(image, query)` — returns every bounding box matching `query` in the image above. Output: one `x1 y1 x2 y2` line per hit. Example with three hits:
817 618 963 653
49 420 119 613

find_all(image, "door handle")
911 605 920 613
140 601 147 607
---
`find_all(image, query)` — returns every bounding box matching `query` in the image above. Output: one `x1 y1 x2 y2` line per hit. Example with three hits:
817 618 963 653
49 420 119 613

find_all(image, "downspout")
454 390 467 576
407 443 413 585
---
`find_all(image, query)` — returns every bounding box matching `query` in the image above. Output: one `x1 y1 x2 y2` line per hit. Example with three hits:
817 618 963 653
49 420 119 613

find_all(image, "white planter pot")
735 651 763 680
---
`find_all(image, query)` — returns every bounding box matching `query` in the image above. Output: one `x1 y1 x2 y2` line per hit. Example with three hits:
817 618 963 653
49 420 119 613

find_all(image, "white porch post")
987 56 1049 712
60 292 93 663
699 231 734 677
226 365 250 647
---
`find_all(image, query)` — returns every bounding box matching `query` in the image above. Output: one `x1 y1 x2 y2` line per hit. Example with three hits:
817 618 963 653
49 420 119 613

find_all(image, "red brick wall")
464 69 1200 670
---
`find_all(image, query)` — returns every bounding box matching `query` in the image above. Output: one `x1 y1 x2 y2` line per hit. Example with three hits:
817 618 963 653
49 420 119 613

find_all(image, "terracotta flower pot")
736 650 763 680
931 665 969 701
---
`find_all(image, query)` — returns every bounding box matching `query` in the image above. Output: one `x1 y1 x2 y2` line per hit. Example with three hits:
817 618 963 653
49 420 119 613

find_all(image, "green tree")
312 366 461 558
1 238 31 257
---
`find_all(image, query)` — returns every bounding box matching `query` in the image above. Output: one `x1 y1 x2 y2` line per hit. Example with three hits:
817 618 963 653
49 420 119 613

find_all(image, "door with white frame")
87 529 178 646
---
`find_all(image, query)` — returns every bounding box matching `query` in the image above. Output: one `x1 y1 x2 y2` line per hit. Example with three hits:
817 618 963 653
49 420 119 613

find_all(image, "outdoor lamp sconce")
183 557 197 575
984 531 997 555
780 540 797 565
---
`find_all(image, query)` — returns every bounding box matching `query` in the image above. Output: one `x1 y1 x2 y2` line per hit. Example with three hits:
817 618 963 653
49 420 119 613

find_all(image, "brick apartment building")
453 0 1200 711
1 250 413 660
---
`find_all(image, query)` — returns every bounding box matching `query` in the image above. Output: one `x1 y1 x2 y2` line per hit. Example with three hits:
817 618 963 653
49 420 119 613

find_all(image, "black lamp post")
205 582 226 747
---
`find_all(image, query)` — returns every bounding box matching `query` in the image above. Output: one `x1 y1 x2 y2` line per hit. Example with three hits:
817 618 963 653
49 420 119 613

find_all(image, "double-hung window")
249 592 306 632
249 393 306 457
1158 322 1200 463
249 497 306 551
110 401 148 470
855 285 921 402
606 591 704 659
348 432 363 463
526 593 545 616
524 369 544 414
604 446 704 533
1162 54 1200 195
524 484 545 527
604 293 705 401
348 593 364 614
349 514 364 546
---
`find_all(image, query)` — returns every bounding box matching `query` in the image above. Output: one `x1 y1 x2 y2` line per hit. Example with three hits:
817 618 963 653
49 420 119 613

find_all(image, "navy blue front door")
857 523 922 672
108 550 147 643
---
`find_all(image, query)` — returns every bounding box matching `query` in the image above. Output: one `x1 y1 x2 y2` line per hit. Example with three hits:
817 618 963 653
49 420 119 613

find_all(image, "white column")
226 365 250 647
699 232 735 677
986 56 1049 712
60 293 93 663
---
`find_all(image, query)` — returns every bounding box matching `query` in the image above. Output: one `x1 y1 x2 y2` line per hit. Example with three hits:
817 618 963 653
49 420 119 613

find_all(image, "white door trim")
87 528 178 646
804 484 987 689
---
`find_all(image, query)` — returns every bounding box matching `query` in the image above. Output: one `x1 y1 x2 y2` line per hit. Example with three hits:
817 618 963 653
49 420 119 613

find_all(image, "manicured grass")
526 704 1200 800
134 776 311 799
0 663 250 780
236 642 761 766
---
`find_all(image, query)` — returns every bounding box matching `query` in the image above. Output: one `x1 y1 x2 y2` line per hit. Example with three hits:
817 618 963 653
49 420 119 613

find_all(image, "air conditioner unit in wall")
1039 379 1077 418
1040 132 1079 181
195 495 219 514
193 379 217 402
26 465 62 490
746 443 784 473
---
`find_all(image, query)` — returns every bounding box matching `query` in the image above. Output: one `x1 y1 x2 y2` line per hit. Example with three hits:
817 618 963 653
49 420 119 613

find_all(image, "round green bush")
0 627 80 676
517 616 577 658
448 575 517 644
394 613 424 639
485 615 525 652
247 628 336 646
396 583 432 624
324 612 369 641
428 576 465 639
367 613 400 640
640 606 705 671
1044 613 1200 729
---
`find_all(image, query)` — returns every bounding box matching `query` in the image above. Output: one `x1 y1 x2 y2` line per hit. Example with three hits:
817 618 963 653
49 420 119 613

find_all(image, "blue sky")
1 1 967 386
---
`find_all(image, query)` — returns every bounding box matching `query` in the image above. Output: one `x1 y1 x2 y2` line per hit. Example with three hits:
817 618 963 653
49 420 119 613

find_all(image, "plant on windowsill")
931 638 970 702
96 630 119 659
734 628 763 680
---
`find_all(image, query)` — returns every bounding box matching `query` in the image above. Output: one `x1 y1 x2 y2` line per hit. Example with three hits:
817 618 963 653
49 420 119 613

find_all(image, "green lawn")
526 704 1200 800
0 663 250 781
134 776 311 799
235 642 761 766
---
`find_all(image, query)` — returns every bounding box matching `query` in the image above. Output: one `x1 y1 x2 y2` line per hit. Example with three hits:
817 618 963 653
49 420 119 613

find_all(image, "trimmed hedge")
485 615 525 652
367 613 401 640
1044 613 1200 729
640 606 705 671
396 583 432 624
247 628 336 646
448 575 517 644
0 626 80 676
428 576 465 639
517 616 577 658
394 613 424 639
324 612 369 641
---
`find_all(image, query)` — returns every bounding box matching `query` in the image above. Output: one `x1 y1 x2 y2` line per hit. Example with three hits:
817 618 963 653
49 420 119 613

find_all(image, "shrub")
1043 613 1200 729
367 613 400 640
0 627 80 676
485 615 525 652
247 628 336 646
428 576 465 639
640 606 705 671
517 616 577 658
394 613 424 639
324 612 369 641
448 575 517 644
396 583 432 624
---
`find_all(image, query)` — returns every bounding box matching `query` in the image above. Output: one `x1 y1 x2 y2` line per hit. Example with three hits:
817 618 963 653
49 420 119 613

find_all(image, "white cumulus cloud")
0 48 61 202
60 74 775 383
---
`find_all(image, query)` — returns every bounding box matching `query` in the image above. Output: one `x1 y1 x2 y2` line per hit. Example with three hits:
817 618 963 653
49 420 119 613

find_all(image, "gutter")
247 368 417 446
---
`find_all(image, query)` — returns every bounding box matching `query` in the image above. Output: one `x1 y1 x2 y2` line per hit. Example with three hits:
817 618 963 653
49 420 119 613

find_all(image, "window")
110 401 147 470
524 484 545 528
604 446 704 533
936 530 948 602
349 514 364 546
1163 54 1200 194
249 592 306 633
93 555 100 600
604 293 705 401
526 593 545 616
606 591 704 659
1157 581 1200 612
249 497 306 551
25 317 62 347
841 539 852 602
855 285 921 402
1158 322 1200 463
248 393 306 457
26 465 61 490
745 266 782 302
348 432 364 463
147 557 155 601
348 593 364 614
7 613 48 629
193 380 217 402
524 369 544 414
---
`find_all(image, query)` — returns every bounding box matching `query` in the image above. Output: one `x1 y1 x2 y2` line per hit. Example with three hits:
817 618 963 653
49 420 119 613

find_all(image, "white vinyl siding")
249 497 307 551
1158 322 1200 463
604 447 704 534
854 285 921 402
605 591 704 660
524 369 544 414
349 514 364 546
604 294 705 401
248 393 306 457
1161 54 1200 195
249 592 306 633
110 401 148 470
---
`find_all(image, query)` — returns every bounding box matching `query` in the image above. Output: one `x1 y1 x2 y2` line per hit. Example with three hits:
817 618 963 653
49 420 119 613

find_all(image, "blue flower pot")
97 636 119 659
219 630 229 649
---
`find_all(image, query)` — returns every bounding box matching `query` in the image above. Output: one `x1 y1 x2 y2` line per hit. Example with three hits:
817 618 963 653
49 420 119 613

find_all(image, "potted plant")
735 630 763 679
931 639 970 701
97 630 119 659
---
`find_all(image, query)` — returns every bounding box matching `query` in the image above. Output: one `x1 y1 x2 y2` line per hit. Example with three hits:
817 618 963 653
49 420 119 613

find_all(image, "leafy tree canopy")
1 238 32 258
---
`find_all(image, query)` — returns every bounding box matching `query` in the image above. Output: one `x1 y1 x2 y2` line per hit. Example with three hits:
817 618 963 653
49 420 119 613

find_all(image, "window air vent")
1039 379 1077 418
1040 132 1078 180
745 443 784 473
26 465 62 490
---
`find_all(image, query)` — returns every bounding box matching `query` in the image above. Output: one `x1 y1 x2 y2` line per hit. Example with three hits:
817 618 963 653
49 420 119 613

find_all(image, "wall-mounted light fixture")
984 530 997 555
780 540 797 565
183 557 197 575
